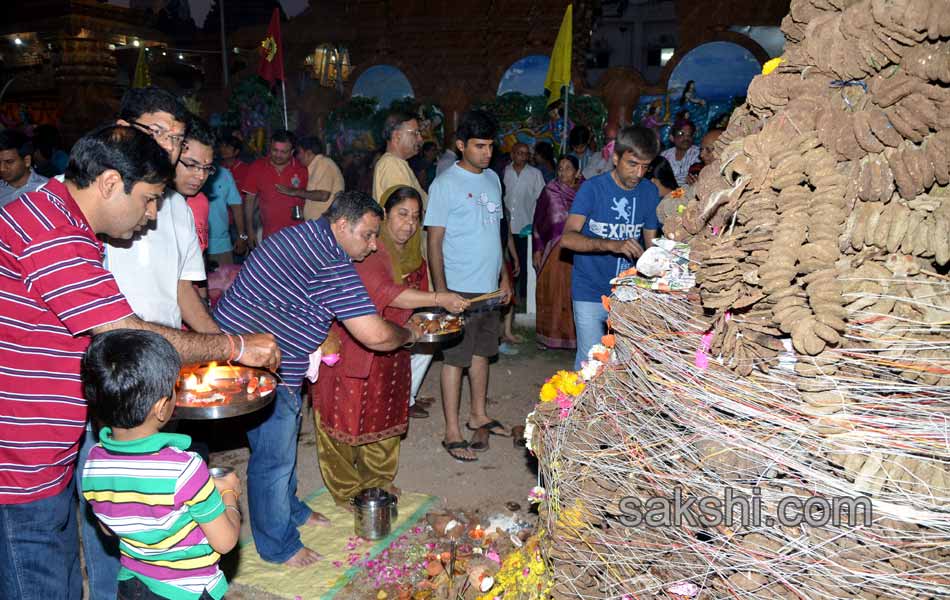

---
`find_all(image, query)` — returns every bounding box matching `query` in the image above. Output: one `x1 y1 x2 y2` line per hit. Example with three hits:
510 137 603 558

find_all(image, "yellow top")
303 154 345 220
372 153 427 209
372 152 428 259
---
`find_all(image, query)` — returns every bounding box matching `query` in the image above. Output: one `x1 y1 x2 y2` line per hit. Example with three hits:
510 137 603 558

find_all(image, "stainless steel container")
352 488 398 540
209 466 233 479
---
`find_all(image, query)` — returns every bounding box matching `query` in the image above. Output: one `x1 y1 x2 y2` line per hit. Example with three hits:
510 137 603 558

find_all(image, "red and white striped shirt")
0 178 134 504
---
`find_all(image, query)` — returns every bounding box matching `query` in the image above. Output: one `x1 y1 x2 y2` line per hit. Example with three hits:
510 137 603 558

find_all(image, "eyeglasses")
178 159 216 176
673 129 693 137
131 121 186 147
628 159 652 173
400 128 423 138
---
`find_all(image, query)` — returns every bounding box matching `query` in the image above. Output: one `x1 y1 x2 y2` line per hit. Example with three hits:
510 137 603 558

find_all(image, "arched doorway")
496 55 550 96
668 41 761 104
351 65 414 109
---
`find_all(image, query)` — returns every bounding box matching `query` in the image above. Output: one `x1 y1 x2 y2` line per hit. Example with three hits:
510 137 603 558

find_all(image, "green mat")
228 488 438 599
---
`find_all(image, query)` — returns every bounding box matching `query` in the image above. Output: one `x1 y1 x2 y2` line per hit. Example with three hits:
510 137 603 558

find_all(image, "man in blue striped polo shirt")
214 191 421 567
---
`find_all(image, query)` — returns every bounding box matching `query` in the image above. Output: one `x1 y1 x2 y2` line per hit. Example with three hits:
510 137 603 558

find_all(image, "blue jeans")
0 479 81 600
77 426 121 600
246 384 312 563
572 300 608 370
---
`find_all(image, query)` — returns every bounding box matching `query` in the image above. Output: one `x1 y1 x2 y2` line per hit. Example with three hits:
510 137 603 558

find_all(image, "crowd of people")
0 83 720 599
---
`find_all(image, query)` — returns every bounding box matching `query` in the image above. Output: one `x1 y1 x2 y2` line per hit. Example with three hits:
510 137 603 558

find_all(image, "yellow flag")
132 46 151 89
544 4 572 107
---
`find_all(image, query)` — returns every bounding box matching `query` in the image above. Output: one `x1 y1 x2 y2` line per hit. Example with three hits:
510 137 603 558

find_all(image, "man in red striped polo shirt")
0 125 280 600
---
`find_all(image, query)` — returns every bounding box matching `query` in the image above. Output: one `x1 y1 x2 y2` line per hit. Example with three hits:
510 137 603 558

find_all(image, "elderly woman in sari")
311 186 469 505
531 155 582 350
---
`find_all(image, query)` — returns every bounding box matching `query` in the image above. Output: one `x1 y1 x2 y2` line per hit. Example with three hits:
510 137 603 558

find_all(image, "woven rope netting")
530 0 950 597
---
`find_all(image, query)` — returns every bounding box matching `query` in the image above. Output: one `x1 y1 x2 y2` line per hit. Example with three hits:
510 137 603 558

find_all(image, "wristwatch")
238 233 249 241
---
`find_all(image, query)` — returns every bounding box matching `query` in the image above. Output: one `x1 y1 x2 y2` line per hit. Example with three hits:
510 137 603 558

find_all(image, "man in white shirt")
108 91 213 332
502 143 545 302
435 133 458 176
660 121 701 187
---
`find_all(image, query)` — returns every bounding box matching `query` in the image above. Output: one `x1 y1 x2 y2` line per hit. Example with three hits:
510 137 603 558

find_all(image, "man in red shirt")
242 129 308 246
0 125 281 600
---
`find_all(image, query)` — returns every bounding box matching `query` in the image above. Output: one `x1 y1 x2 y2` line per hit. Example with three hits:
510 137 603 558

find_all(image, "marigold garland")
537 370 585 402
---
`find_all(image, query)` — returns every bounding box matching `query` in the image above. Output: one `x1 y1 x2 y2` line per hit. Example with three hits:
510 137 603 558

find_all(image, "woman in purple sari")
532 155 582 349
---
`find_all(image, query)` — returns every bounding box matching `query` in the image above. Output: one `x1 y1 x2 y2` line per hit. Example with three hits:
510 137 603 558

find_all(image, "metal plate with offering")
175 362 277 420
409 311 464 344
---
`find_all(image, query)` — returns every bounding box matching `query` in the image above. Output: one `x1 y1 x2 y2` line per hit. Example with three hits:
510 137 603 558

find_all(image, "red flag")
257 8 284 84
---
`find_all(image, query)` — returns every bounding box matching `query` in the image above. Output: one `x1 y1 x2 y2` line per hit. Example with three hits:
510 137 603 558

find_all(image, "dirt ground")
191 322 573 599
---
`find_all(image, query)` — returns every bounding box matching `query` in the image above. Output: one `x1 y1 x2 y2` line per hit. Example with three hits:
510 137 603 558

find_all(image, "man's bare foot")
502 333 524 344
305 511 331 527
283 547 323 567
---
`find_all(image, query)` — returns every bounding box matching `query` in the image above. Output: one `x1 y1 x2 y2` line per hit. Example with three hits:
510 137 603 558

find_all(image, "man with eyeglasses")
373 111 426 210
372 111 433 418
561 125 661 369
108 87 211 332
178 119 217 243
178 115 221 314
660 120 701 187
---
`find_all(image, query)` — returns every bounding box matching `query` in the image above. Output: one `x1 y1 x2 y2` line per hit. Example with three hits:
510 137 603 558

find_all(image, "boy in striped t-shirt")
80 330 242 600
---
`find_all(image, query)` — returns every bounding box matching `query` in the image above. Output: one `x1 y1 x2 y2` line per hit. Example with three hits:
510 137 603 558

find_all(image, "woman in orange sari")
532 155 582 350
311 186 469 505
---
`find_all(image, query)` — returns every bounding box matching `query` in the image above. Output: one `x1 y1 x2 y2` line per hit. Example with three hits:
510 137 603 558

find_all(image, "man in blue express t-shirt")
561 125 661 369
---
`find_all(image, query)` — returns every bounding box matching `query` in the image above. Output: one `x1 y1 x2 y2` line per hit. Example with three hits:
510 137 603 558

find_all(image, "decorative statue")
641 98 670 142
678 80 706 108
544 99 573 152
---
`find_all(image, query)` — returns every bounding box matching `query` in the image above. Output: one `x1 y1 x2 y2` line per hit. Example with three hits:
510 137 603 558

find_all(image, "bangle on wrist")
219 488 239 499
225 505 242 517
235 335 245 362
225 334 236 361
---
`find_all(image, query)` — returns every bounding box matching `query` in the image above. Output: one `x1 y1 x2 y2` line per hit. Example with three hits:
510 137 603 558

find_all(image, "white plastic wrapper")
636 245 674 277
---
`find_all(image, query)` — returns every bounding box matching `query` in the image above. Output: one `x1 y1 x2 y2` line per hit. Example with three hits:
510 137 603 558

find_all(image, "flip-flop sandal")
441 440 478 462
468 427 490 452
466 419 511 437
408 405 430 418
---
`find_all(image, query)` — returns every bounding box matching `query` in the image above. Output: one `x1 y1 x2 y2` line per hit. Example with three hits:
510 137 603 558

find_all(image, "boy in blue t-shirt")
561 125 661 369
